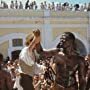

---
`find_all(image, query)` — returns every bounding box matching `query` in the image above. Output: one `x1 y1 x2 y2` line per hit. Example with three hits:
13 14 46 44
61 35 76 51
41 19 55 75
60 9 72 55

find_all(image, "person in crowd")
0 53 13 90
25 0 30 9
33 74 41 90
15 0 18 9
40 2 45 10
19 1 23 9
10 0 14 9
83 3 87 11
48 3 51 10
44 1 47 10
87 3 90 11
51 2 55 10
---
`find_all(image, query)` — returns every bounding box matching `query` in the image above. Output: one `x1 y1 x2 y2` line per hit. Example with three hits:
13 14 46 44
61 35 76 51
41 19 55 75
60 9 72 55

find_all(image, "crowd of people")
0 55 54 90
0 0 90 11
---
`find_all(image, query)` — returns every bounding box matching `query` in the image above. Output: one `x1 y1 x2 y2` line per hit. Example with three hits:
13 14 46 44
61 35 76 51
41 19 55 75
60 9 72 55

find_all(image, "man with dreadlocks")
52 32 86 90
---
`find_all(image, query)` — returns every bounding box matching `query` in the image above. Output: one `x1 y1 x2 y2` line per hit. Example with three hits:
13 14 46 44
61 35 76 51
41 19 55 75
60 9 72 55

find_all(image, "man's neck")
64 46 76 56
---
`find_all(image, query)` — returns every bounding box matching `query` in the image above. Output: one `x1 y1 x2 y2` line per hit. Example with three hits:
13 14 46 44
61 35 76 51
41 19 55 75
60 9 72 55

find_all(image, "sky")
1 0 90 6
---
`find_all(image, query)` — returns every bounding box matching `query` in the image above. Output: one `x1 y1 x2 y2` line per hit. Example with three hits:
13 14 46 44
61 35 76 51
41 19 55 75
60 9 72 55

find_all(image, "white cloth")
19 47 45 75
34 63 45 75
19 47 34 66
13 75 23 90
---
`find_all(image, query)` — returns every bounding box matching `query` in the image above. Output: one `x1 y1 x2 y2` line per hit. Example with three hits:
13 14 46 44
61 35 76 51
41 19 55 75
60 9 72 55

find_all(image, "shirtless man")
53 32 86 90
0 53 13 90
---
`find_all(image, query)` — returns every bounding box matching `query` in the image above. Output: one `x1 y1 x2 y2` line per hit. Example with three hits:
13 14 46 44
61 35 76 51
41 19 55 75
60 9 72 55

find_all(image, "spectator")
33 1 38 10
0 0 3 8
19 1 23 9
69 4 73 11
0 53 13 90
44 1 47 10
87 3 90 11
74 4 80 11
56 4 59 11
58 3 62 11
25 0 30 9
10 0 14 9
83 3 87 11
48 3 51 10
35 4 38 10
51 2 55 10
40 2 44 10
33 74 41 90
80 5 84 11
5 56 10 64
2 1 8 9
39 74 48 90
30 2 33 9
15 0 18 9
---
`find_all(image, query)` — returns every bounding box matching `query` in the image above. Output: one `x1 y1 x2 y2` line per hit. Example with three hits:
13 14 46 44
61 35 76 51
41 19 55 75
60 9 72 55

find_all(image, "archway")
76 39 87 56
11 50 21 60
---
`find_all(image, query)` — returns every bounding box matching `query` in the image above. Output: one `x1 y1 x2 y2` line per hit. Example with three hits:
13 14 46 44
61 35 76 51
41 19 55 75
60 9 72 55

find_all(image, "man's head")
57 32 76 49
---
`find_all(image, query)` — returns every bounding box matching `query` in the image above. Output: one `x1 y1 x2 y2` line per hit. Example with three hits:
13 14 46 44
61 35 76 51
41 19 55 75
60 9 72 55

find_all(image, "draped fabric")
19 47 34 66
19 46 45 76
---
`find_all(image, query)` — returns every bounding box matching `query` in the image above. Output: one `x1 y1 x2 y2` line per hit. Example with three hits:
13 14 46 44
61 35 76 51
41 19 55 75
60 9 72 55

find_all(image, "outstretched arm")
42 48 59 58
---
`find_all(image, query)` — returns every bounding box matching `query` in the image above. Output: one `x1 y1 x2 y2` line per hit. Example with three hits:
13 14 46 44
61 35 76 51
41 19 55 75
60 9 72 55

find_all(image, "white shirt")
19 47 45 75
19 47 34 66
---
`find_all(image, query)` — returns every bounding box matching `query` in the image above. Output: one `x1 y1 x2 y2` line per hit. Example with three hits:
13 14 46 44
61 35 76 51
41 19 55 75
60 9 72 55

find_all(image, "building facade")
0 9 90 60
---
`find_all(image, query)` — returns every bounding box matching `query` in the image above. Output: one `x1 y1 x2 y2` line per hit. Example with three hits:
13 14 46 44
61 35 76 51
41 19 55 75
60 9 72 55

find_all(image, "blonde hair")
25 34 34 46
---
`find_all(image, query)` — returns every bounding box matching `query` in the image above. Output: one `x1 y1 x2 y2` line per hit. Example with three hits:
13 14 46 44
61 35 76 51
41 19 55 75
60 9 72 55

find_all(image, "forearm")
29 37 36 51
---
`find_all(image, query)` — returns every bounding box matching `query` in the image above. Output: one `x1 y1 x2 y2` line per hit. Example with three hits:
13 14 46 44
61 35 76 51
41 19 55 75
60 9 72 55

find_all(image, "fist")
33 29 40 37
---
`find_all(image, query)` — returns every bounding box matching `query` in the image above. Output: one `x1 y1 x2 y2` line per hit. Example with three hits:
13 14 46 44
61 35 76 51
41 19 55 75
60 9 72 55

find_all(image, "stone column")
42 10 52 49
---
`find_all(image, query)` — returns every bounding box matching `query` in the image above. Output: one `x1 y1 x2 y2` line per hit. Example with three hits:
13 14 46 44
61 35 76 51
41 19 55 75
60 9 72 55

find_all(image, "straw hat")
25 33 34 46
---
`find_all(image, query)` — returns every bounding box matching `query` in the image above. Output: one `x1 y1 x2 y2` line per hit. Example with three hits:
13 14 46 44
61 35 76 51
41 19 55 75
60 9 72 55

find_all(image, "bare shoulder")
53 53 65 64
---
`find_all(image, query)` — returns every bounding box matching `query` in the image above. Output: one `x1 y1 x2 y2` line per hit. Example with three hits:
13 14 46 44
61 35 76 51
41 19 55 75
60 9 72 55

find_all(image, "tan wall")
0 19 44 24
52 28 87 40
0 28 43 36
0 41 9 58
0 9 89 57
0 9 44 17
